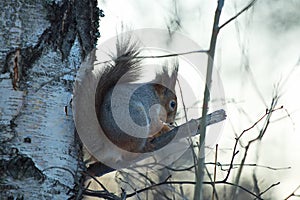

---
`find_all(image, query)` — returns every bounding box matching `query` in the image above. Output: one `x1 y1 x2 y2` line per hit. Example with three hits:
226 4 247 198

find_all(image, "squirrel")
95 37 178 153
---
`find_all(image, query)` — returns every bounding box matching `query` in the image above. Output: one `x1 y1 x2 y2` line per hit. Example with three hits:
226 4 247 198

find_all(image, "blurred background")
93 0 300 199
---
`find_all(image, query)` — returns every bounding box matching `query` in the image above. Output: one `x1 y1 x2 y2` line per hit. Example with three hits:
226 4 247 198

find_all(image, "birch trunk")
0 1 100 199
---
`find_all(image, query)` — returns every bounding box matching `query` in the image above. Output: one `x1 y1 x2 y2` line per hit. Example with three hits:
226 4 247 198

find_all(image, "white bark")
0 1 100 199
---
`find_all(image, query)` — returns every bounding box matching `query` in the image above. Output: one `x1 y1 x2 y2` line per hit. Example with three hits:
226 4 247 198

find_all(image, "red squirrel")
95 37 178 153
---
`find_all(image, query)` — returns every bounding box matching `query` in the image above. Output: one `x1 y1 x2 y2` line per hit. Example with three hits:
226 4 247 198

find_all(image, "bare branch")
142 109 226 152
232 95 281 198
83 189 123 200
177 78 188 122
258 182 280 197
219 0 257 30
204 166 219 200
195 0 225 198
137 161 290 173
81 171 110 192
284 185 300 200
222 104 283 184
124 180 263 199
205 162 290 171
94 49 208 66
252 171 260 195
212 144 219 200
35 49 208 92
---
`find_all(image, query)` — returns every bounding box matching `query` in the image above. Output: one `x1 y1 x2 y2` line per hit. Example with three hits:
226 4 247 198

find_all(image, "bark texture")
0 0 101 199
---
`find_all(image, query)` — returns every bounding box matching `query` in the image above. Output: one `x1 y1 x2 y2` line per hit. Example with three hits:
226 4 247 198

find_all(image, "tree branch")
284 185 300 200
87 109 226 176
258 182 280 198
223 104 283 185
143 109 226 152
232 96 281 198
195 0 224 199
94 49 208 66
219 0 257 30
122 180 263 199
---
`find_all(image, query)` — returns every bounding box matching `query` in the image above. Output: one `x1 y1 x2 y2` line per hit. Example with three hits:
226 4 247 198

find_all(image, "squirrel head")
152 61 178 125
153 83 177 125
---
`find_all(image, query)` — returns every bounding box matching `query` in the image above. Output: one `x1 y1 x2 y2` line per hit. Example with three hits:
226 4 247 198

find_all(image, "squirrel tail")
95 36 142 117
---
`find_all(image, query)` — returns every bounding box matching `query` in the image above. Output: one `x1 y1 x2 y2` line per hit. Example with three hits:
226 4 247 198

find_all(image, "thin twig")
212 144 218 200
177 78 188 122
35 49 208 93
205 162 290 171
83 189 123 200
204 166 219 200
232 96 281 199
81 171 109 192
148 161 290 172
125 180 263 199
94 49 208 66
258 182 280 198
223 105 283 183
219 0 257 30
284 185 300 200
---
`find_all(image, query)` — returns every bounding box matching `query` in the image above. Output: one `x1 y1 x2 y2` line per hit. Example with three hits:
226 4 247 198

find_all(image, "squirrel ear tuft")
169 58 179 90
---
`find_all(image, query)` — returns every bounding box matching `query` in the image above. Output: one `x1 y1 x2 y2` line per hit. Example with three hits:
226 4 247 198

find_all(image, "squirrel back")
95 37 178 153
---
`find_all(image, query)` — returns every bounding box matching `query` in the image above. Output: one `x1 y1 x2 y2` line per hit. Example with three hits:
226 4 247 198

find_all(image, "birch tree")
0 1 102 199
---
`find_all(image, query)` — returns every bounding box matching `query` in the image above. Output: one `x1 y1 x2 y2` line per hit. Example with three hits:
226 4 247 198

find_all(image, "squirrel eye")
169 100 176 111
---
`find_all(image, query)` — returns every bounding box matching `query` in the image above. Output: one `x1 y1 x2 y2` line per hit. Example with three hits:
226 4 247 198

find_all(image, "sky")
95 0 300 198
